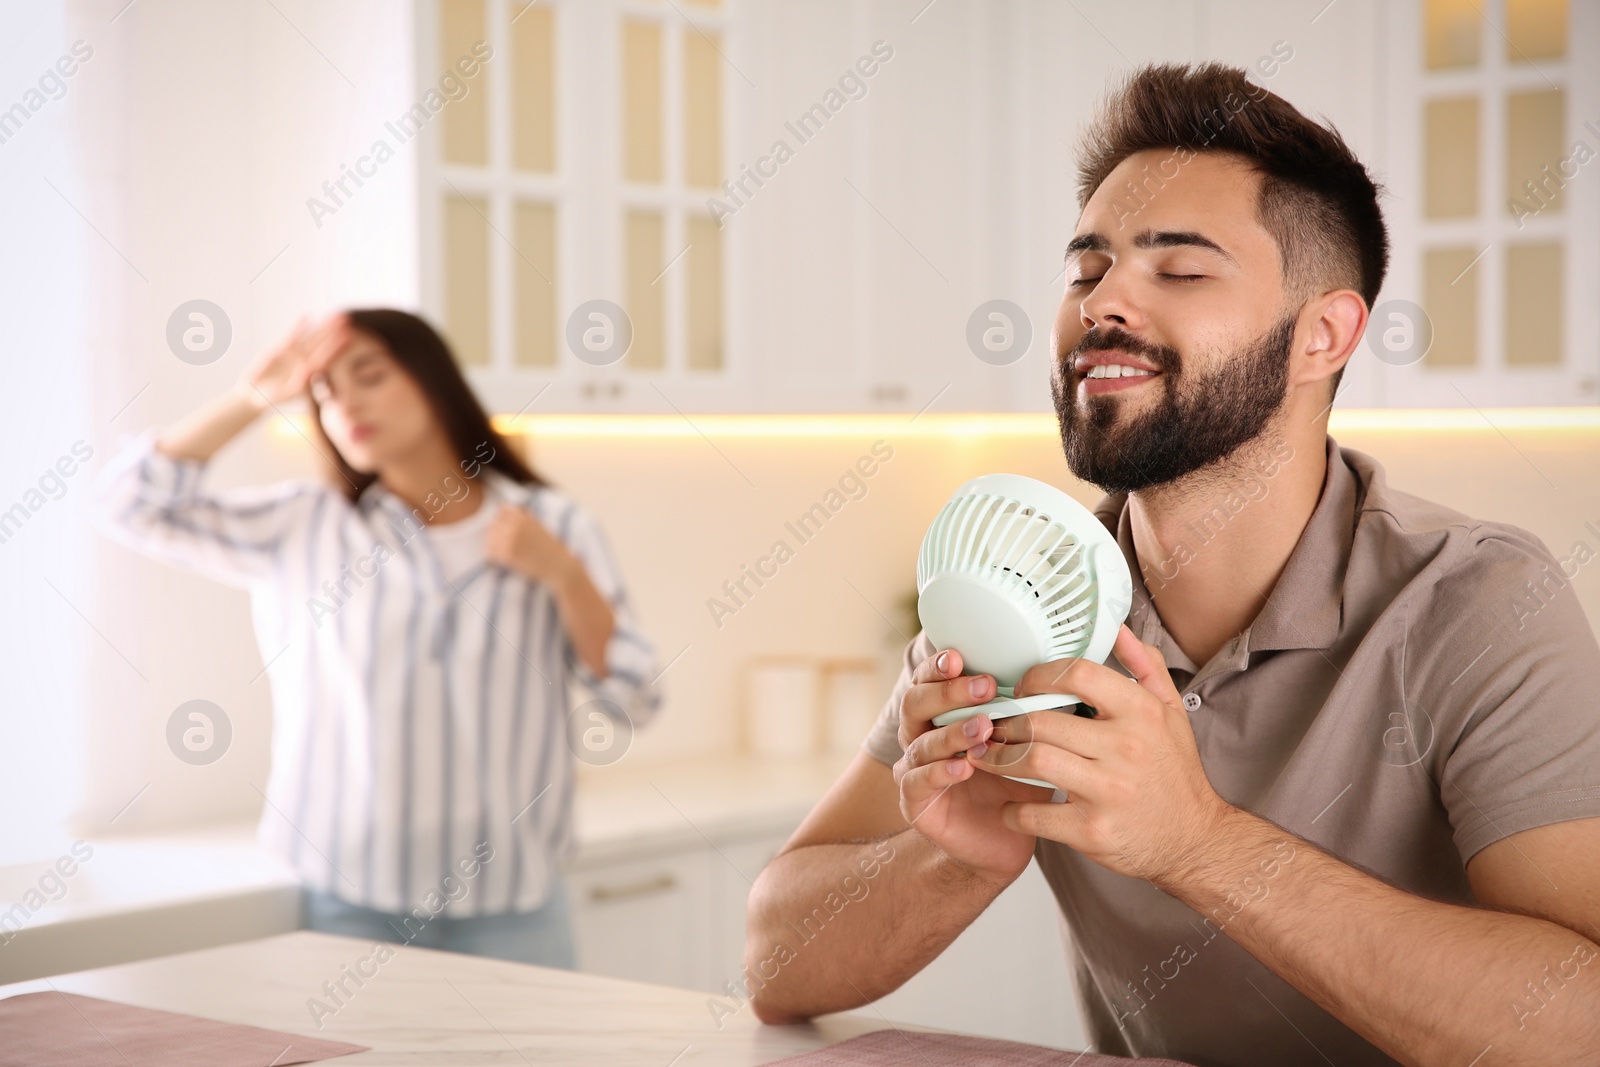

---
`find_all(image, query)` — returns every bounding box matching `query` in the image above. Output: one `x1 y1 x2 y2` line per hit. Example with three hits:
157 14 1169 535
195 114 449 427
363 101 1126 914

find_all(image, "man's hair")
1075 62 1388 401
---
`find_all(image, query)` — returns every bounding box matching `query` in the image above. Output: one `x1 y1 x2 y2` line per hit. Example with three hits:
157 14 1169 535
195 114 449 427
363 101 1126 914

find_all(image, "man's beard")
1051 314 1297 495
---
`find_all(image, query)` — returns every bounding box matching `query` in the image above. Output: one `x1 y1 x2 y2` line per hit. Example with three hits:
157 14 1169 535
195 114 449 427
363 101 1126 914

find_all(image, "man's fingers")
896 755 973 821
972 734 1096 795
1013 625 1180 718
900 647 989 750
902 671 995 731
989 708 1103 760
911 647 962 686
1108 624 1182 705
904 715 992 772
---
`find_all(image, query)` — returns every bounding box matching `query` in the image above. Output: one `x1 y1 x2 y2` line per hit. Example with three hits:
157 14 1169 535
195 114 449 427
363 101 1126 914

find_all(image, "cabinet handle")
588 872 678 903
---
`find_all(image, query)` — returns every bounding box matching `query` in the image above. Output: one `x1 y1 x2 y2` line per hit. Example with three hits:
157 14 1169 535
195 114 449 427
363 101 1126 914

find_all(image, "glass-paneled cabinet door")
1377 0 1598 407
417 0 735 414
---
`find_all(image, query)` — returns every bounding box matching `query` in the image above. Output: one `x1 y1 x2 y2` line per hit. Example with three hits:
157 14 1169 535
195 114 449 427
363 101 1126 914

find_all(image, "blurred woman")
96 309 661 967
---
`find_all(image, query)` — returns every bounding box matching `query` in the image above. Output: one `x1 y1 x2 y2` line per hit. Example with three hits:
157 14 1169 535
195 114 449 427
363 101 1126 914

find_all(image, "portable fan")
917 473 1133 788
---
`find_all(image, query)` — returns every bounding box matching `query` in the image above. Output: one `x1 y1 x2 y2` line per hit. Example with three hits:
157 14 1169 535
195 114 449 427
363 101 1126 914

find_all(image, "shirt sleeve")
92 429 326 589
861 629 937 765
1429 526 1600 865
553 496 663 732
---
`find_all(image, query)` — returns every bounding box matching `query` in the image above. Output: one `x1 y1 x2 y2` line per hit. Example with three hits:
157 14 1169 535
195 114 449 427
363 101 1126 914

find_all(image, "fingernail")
968 676 987 698
963 716 981 738
936 651 950 674
968 741 988 758
947 759 964 777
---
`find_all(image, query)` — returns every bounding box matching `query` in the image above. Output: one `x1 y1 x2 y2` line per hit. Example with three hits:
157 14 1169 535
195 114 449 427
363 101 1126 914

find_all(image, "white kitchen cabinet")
566 753 1085 1044
565 826 789 997
705 830 792 995
416 0 1181 416
416 0 1595 414
565 825 1088 1051
566 846 716 992
871 857 1088 1051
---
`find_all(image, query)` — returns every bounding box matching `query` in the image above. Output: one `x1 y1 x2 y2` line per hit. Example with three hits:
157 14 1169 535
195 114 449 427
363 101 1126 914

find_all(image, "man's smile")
1073 350 1164 396
1079 371 1160 396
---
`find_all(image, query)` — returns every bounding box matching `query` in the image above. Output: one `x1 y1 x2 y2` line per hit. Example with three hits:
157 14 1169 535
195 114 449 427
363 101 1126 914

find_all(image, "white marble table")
0 929 934 1065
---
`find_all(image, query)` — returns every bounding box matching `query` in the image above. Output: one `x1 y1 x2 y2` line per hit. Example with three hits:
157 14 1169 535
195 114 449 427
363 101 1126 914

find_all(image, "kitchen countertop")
571 750 854 866
0 750 857 984
0 928 930 1065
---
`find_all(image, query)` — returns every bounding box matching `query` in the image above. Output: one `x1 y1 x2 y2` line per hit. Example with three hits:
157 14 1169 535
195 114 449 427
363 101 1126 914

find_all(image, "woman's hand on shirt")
484 504 581 589
487 504 617 678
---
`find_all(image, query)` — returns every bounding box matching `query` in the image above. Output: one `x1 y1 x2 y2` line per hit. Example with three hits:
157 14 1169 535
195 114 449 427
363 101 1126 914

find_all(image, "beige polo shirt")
861 433 1600 1065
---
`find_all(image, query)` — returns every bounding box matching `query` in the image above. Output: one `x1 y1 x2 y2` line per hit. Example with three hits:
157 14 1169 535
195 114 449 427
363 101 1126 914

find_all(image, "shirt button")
1182 692 1202 712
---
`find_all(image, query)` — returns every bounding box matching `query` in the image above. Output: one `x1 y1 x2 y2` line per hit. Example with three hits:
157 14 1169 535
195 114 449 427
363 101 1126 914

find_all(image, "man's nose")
1079 268 1142 332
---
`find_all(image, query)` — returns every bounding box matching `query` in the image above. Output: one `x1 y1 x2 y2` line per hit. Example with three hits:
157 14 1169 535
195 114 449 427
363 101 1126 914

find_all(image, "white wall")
0 0 91 864
58 0 420 838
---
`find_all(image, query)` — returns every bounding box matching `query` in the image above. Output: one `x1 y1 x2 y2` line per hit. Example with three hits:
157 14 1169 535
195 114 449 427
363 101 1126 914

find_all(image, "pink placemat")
0 991 368 1067
759 1029 1198 1066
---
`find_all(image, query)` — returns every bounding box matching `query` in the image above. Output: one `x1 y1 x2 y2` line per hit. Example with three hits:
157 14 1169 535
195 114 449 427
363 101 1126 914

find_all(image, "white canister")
745 659 821 758
821 659 880 754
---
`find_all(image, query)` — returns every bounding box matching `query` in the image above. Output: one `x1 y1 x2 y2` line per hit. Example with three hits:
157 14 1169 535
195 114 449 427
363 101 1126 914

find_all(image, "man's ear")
1294 289 1367 391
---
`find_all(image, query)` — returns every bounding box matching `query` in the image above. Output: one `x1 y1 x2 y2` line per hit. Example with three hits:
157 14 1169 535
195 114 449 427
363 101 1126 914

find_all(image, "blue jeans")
301 878 577 970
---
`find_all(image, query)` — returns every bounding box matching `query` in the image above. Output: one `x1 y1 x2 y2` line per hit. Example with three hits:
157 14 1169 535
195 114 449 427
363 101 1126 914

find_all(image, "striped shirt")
96 429 661 917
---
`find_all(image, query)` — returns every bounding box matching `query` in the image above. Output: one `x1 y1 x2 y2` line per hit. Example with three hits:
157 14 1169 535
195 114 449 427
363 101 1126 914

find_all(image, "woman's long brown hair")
307 308 548 503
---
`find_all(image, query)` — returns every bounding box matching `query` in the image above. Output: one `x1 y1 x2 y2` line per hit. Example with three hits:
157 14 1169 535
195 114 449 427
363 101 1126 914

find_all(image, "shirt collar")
1092 433 1358 677
358 465 529 525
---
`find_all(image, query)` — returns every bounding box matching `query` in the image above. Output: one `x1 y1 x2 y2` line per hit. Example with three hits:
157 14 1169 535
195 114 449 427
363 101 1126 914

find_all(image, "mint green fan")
918 474 1132 788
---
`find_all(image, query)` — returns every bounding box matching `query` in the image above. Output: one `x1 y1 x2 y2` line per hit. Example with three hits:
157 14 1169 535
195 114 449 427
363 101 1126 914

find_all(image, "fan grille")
918 491 1098 660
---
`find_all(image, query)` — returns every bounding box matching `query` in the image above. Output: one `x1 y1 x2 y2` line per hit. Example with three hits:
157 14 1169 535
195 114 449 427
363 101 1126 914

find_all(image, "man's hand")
893 648 1053 889
484 505 581 589
970 623 1234 889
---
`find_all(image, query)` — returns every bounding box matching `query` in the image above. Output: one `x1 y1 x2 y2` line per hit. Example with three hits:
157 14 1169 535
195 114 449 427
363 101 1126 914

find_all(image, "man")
743 62 1600 1065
